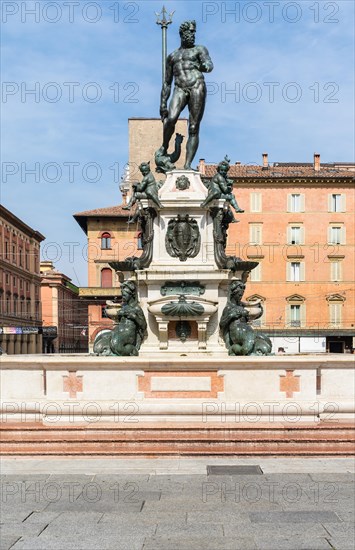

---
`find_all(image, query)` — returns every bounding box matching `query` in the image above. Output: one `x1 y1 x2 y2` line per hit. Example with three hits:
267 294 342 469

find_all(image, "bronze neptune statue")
158 20 213 171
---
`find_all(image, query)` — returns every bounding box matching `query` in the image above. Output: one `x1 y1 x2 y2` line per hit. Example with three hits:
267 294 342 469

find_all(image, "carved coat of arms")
165 214 201 261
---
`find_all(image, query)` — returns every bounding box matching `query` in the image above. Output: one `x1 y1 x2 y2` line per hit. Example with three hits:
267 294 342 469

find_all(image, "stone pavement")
0 457 354 550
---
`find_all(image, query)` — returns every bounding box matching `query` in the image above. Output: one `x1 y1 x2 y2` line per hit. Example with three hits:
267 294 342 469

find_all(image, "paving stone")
11 534 146 550
322 521 355 536
42 511 103 525
155 521 223 536
40 522 156 538
100 510 183 525
21 511 64 524
0 535 22 550
253 536 332 549
44 496 144 513
223 522 329 538
142 536 256 549
326 535 355 550
0 523 46 538
187 510 253 524
250 511 341 523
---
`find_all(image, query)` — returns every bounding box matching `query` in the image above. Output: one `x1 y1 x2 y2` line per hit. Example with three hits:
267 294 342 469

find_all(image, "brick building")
0 205 45 354
199 154 355 353
40 261 88 353
73 205 138 350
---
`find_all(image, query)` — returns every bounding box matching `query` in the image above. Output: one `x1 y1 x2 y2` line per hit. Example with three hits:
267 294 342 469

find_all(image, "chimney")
235 161 241 165
262 153 269 169
199 158 206 175
314 153 320 172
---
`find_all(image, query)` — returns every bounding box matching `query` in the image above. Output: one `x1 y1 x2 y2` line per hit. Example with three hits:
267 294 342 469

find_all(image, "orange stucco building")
200 154 355 353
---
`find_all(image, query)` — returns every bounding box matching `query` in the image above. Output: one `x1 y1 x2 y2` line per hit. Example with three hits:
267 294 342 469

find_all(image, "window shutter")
286 263 291 281
300 262 305 281
341 226 346 245
300 194 305 212
287 194 292 212
327 226 332 244
250 193 261 212
328 194 332 212
286 305 291 326
287 226 292 244
341 194 346 212
301 304 306 327
300 226 305 244
250 263 261 282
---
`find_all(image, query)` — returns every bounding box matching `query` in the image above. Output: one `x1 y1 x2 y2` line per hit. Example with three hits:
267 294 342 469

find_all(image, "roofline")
0 205 45 242
73 211 130 234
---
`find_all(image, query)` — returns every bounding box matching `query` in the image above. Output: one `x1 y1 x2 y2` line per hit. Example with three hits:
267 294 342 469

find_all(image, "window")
27 299 31 316
101 232 111 249
5 240 9 259
5 273 9 284
287 193 305 212
101 268 112 288
13 276 16 287
328 193 345 213
6 293 11 315
291 262 300 281
13 295 18 316
250 263 261 282
12 244 16 263
287 262 305 282
19 247 23 267
290 305 301 327
286 295 305 328
330 261 342 282
250 192 262 212
328 225 345 245
137 232 143 250
249 224 262 245
25 252 29 270
329 303 341 327
101 306 108 318
287 225 304 245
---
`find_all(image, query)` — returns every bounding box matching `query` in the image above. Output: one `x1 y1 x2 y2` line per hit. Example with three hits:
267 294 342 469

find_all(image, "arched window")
101 232 111 249
101 268 112 288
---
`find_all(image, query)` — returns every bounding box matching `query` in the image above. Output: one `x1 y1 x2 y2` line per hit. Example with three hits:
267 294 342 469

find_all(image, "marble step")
1 422 354 455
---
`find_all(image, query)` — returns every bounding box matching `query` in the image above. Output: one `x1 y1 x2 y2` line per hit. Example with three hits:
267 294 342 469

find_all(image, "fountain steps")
1 422 354 456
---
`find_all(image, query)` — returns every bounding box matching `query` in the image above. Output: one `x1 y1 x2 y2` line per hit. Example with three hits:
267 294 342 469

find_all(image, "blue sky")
1 0 354 285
